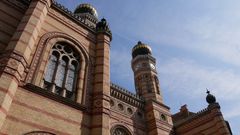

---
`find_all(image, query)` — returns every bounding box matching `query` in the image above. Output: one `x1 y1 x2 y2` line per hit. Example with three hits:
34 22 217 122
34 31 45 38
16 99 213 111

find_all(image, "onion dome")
132 41 152 58
74 4 98 18
206 90 216 104
96 18 112 40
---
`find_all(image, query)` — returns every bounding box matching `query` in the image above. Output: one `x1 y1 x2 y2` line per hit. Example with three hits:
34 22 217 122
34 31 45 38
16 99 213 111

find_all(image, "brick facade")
0 0 232 135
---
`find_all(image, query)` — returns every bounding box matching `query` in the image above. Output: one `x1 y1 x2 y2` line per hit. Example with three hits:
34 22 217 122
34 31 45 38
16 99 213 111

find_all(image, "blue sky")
58 0 240 134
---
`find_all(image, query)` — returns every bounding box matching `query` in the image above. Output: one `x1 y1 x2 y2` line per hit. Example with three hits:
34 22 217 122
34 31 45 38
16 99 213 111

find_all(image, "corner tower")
131 41 173 135
131 41 162 102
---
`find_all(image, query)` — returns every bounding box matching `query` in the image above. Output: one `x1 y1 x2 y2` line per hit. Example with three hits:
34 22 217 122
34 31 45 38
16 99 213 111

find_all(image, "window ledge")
23 83 87 111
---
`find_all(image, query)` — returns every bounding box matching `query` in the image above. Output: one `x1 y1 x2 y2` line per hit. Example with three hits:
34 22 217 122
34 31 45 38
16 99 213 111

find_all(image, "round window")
118 104 124 111
161 114 167 121
127 108 133 114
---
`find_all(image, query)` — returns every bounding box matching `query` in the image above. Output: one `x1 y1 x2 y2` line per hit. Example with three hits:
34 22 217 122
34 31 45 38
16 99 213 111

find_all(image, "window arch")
111 125 131 135
24 131 55 135
43 43 80 100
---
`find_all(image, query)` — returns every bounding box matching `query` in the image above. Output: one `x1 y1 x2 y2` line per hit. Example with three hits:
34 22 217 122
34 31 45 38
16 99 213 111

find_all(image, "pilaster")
91 18 112 135
0 0 52 130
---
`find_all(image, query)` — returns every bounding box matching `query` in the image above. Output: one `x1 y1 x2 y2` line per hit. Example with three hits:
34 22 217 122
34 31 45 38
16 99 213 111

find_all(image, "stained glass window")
43 43 80 100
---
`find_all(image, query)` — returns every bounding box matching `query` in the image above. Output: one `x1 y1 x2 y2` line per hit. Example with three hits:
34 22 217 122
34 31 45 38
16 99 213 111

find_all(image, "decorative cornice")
110 83 145 108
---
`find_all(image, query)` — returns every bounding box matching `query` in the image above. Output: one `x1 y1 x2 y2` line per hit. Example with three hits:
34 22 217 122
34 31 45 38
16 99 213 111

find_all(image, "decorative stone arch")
26 32 92 104
111 124 132 135
24 131 55 135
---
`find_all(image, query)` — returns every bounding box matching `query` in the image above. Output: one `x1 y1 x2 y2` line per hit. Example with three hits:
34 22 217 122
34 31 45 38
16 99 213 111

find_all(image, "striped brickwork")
90 34 111 135
174 103 231 135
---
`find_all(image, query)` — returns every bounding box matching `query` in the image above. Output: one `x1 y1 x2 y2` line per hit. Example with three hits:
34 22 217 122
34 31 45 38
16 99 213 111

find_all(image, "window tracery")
43 43 80 100
111 126 131 135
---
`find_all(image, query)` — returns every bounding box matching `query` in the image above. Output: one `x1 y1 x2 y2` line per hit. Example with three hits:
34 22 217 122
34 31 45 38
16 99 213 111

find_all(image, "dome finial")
206 88 216 104
132 41 152 58
74 3 98 18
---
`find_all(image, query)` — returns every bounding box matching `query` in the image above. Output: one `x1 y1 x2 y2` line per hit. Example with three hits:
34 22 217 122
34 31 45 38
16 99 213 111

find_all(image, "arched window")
24 131 55 135
111 125 131 135
43 43 80 100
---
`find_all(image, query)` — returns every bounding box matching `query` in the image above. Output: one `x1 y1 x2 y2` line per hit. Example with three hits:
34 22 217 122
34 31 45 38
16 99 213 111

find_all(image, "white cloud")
224 103 240 119
131 4 240 68
158 57 240 129
183 16 240 67
159 58 240 101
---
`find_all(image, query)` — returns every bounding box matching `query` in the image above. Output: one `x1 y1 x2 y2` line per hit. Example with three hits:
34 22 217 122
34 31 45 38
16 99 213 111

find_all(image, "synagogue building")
0 0 232 134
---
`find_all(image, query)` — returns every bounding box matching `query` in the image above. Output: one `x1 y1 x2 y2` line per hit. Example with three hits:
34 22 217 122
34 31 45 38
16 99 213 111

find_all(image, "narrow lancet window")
45 51 59 82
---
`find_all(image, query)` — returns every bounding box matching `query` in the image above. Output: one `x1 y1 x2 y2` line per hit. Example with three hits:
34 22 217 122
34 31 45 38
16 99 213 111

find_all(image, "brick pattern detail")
90 34 111 135
174 103 231 135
